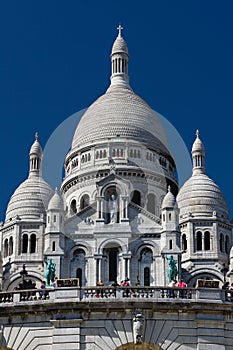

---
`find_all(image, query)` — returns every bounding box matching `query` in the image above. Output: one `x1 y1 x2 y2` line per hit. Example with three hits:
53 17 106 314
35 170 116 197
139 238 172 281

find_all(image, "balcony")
0 286 231 305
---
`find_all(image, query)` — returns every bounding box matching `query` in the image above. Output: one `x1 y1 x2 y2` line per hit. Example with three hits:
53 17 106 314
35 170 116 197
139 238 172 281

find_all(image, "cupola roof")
5 135 53 222
177 131 229 219
48 188 63 211
162 186 177 209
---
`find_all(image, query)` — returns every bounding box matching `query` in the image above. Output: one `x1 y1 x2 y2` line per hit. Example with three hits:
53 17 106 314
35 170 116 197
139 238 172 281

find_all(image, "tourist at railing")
177 278 187 298
96 279 104 298
168 280 177 298
39 281 48 299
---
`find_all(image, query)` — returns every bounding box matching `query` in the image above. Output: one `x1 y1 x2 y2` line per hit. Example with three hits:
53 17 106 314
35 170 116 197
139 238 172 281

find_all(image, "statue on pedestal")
44 257 56 286
166 255 178 283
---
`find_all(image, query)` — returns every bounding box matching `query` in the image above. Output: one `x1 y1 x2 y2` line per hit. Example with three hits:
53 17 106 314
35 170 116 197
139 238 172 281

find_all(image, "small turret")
192 130 205 175
29 132 43 177
161 186 179 231
110 25 130 87
161 186 181 262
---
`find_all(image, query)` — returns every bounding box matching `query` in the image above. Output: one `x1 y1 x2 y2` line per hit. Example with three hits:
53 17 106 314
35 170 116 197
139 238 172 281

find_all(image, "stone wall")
0 287 233 350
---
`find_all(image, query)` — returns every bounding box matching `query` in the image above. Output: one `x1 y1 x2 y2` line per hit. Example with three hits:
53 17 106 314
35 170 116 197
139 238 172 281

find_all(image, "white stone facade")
0 28 233 349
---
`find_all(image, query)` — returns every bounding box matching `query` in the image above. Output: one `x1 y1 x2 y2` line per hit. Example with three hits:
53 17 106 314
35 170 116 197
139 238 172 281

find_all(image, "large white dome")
71 84 170 157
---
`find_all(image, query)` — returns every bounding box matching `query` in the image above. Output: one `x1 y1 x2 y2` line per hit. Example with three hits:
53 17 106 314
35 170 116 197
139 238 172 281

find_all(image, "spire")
191 129 206 175
110 25 130 87
29 132 43 177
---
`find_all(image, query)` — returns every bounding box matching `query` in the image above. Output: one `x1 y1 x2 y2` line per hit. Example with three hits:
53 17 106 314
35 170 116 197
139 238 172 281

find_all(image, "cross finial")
196 129 200 138
117 24 123 37
35 132 39 141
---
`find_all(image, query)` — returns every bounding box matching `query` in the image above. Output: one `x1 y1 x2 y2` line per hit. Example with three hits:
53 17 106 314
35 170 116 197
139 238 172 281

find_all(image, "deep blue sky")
0 1 233 220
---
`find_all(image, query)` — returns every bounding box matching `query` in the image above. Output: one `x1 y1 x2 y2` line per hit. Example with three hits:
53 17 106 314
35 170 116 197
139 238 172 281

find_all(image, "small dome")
111 35 128 55
192 130 205 154
177 174 229 218
162 186 177 209
30 133 42 157
111 25 128 56
5 177 53 221
48 189 63 211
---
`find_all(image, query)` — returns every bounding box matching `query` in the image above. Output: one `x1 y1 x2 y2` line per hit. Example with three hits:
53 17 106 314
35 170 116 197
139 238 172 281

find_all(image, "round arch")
133 241 160 258
5 271 43 291
116 342 163 350
186 270 222 287
70 242 92 257
98 238 125 254
99 180 129 197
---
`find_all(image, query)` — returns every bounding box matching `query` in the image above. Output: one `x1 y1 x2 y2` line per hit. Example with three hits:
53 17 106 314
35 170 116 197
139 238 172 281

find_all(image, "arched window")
52 241 56 252
4 239 8 258
22 234 28 253
169 240 173 250
204 231 210 251
182 234 187 251
9 237 13 256
80 194 90 210
30 234 36 253
147 193 156 214
131 190 141 206
225 235 230 254
71 199 77 214
196 231 202 251
220 233 224 252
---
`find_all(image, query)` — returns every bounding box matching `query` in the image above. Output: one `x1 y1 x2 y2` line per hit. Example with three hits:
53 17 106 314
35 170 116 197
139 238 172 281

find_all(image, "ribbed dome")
48 189 63 211
30 139 42 157
177 174 229 218
5 177 53 222
192 130 205 154
162 187 177 209
71 85 170 156
111 35 128 55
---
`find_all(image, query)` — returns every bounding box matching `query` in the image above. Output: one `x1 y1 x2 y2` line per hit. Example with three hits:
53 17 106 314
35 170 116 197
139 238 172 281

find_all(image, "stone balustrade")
0 286 231 304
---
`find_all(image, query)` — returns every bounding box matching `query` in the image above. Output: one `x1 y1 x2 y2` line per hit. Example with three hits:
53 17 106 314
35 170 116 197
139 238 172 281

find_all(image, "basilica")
1 26 232 293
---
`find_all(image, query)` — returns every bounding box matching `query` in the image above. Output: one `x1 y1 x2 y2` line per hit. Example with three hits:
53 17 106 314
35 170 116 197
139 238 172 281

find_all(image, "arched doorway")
102 243 121 283
71 248 86 285
76 268 82 286
139 248 153 286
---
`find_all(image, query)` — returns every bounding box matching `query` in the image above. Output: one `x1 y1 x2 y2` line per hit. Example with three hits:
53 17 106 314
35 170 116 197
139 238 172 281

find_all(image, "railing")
0 286 231 305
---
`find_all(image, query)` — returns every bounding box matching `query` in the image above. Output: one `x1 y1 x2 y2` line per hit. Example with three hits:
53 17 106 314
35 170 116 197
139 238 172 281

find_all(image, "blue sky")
0 1 233 220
